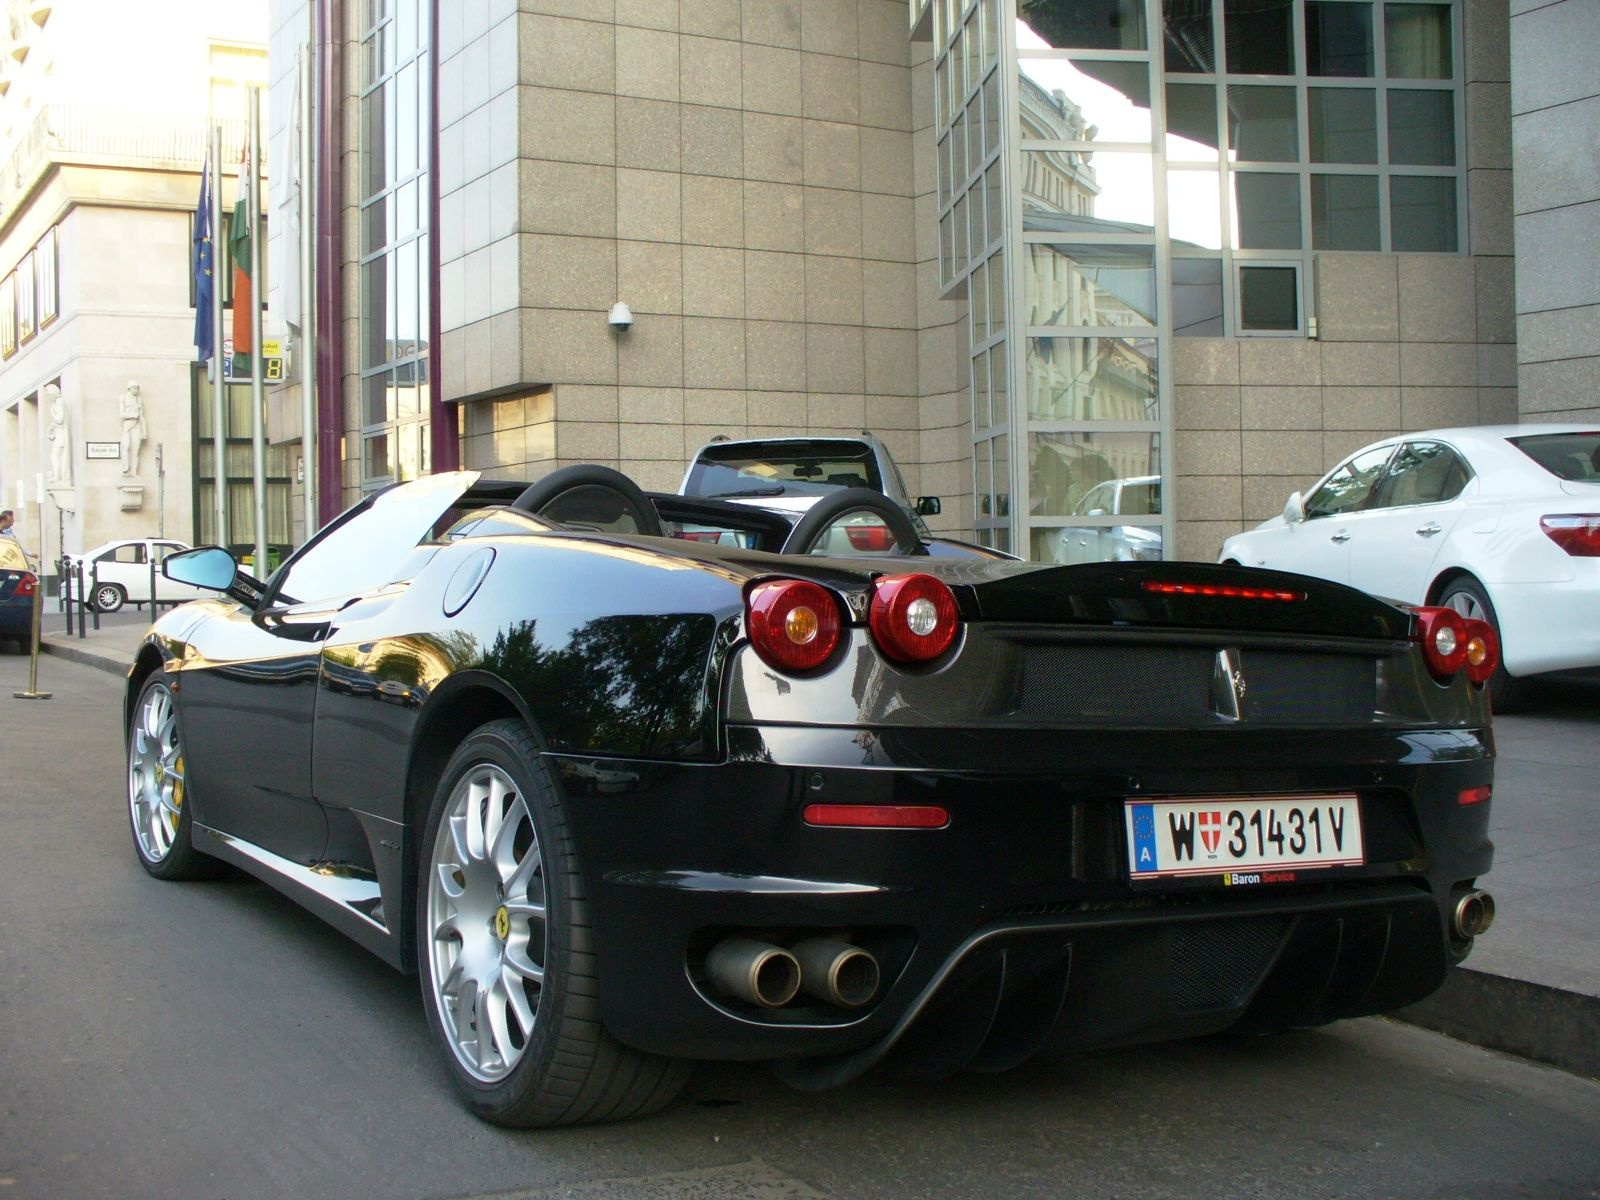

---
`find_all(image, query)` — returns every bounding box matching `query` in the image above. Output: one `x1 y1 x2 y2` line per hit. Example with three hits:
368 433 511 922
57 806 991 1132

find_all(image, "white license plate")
1125 793 1364 883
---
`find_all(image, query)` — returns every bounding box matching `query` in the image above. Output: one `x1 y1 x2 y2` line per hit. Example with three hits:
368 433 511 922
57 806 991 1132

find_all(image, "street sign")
85 442 120 459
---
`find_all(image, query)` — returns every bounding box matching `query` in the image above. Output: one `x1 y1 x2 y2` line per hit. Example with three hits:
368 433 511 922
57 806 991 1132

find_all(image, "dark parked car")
1 537 39 648
128 465 1498 1128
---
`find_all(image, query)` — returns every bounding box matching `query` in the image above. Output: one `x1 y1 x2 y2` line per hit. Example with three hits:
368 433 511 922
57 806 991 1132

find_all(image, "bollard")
90 560 101 631
76 560 88 639
62 558 75 637
149 552 159 617
13 564 52 701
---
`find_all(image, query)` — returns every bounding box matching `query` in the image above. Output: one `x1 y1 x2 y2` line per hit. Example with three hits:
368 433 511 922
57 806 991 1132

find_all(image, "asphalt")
24 606 1600 1082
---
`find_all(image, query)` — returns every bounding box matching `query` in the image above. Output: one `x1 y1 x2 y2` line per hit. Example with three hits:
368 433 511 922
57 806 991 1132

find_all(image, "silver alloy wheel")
96 583 125 613
129 681 185 863
426 761 547 1082
1442 587 1485 622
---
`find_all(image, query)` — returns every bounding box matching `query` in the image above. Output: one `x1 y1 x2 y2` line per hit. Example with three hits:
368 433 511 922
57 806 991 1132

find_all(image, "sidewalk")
37 619 1600 1080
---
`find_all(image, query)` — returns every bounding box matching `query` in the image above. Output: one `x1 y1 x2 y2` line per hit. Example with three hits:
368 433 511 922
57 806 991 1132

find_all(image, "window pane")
1390 175 1457 251
1172 257 1224 336
1233 172 1301 248
1306 1 1374 76
1163 0 1213 73
1379 442 1470 507
1029 430 1161 518
1169 168 1223 248
1388 89 1454 165
1386 3 1451 79
1311 174 1380 249
1309 88 1377 163
1306 444 1393 517
1224 0 1293 75
1025 335 1159 421
1021 150 1156 230
1166 82 1219 158
1018 58 1153 142
1017 0 1148 51
1025 244 1158 326
1238 265 1298 331
1227 86 1298 162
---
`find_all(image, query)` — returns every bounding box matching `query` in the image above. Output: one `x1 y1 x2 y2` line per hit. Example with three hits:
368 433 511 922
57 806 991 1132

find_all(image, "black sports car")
127 465 1498 1128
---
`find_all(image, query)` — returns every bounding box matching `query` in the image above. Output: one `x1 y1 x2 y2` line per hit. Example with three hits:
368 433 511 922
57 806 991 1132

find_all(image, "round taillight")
869 573 959 664
1413 606 1469 681
745 579 843 673
1463 618 1500 686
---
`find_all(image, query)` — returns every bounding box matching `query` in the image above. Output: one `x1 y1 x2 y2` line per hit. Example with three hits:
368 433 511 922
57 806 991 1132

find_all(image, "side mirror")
1283 491 1307 525
915 496 942 516
164 546 264 605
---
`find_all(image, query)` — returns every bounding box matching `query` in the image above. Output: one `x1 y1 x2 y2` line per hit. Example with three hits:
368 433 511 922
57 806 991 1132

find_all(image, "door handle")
1330 531 1351 543
1415 522 1442 537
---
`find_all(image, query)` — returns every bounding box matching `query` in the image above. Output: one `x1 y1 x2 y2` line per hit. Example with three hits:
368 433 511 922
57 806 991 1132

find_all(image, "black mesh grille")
1169 917 1290 1011
1015 643 1375 726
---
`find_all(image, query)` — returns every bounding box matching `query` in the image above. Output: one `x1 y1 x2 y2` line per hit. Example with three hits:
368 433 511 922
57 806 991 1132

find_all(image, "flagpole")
298 38 317 539
248 86 268 574
210 124 228 551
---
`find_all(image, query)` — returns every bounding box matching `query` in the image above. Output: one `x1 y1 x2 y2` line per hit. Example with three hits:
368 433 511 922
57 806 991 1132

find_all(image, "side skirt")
195 823 406 970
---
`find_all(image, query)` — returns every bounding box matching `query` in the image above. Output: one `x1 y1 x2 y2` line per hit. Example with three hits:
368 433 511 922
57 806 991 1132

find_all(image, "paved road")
2 654 1597 1200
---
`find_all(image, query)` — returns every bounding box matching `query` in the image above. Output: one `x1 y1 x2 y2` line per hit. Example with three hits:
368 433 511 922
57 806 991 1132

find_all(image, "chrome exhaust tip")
792 937 881 1008
1452 889 1495 939
705 937 802 1008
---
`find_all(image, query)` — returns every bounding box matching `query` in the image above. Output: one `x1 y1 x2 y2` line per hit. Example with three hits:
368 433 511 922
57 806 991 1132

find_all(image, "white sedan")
63 538 204 613
1221 425 1600 709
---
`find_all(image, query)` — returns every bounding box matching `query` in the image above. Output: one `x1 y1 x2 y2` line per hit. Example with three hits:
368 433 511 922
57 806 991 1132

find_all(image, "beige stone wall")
437 0 958 511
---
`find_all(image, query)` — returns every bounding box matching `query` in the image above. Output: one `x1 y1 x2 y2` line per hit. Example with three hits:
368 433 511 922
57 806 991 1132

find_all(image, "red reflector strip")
1458 785 1492 806
803 803 949 829
1143 581 1306 601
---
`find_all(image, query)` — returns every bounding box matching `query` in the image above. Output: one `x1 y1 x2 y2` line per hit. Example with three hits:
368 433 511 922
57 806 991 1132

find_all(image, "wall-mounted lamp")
608 302 634 332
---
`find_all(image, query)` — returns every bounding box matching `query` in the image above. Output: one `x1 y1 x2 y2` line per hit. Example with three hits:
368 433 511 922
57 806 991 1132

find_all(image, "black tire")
127 675 224 880
95 582 126 614
780 487 927 557
512 464 664 538
1436 575 1529 713
416 719 689 1127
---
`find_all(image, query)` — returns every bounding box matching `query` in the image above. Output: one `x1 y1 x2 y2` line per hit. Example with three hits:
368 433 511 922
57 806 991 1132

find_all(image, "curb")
1394 966 1600 1080
40 639 129 677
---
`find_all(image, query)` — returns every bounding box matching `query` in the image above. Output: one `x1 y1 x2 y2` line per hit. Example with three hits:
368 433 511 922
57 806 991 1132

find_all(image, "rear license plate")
1125 793 1364 883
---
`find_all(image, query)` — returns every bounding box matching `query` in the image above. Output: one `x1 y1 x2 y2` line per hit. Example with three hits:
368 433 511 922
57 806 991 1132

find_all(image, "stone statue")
120 380 147 476
45 382 71 486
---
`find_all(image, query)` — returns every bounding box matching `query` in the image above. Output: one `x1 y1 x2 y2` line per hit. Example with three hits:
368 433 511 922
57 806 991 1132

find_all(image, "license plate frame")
1124 792 1365 884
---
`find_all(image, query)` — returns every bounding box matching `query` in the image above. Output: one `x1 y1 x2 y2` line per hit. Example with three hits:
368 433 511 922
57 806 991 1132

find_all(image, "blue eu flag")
193 158 214 364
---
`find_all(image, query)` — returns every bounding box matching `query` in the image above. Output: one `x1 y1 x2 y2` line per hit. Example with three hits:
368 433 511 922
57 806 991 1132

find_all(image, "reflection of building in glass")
1018 74 1099 219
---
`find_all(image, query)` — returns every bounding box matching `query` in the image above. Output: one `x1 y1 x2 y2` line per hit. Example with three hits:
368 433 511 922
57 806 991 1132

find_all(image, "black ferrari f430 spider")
125 465 1497 1127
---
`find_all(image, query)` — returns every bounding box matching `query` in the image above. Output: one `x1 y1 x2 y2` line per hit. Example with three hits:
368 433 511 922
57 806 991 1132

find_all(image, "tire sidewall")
415 720 581 1120
128 674 198 879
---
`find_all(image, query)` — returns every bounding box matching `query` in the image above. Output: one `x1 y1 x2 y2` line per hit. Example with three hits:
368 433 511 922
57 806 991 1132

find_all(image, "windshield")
1509 432 1600 482
684 441 884 499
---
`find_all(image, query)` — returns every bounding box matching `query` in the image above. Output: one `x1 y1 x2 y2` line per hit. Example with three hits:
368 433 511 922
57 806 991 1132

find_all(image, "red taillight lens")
674 530 725 543
803 803 950 829
1540 514 1600 556
1458 785 1492 806
17 572 37 598
1412 606 1469 681
844 522 896 552
1462 617 1500 686
745 579 843 673
869 573 959 664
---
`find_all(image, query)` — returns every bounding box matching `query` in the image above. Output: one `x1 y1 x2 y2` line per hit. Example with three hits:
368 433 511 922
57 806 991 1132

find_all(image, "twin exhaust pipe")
706 936 881 1009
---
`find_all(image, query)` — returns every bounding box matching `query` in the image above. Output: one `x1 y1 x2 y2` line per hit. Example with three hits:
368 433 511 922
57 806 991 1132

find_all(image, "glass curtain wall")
358 0 433 492
191 370 294 562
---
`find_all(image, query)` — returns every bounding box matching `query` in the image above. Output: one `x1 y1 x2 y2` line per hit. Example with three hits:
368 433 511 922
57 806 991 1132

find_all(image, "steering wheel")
779 488 926 557
511 464 664 538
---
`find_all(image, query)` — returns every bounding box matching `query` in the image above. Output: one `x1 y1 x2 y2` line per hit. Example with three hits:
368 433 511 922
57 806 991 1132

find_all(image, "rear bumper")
552 721 1494 1075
